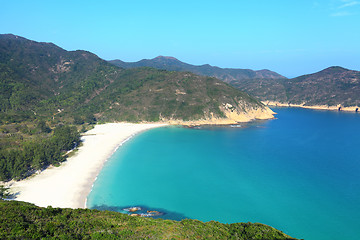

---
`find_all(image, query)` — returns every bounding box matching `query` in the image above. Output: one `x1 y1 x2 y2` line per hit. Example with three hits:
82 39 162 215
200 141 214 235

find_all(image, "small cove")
87 108 360 240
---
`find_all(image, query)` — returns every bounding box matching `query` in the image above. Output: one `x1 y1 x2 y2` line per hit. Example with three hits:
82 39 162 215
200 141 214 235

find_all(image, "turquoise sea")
87 108 360 240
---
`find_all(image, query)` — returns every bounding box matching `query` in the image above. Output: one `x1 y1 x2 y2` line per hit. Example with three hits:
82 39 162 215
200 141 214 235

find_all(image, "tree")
37 120 51 133
0 184 9 199
85 113 96 124
52 125 80 151
73 115 84 125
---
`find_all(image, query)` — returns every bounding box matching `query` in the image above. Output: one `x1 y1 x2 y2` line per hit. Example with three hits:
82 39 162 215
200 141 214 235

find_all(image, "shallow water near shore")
87 108 360 240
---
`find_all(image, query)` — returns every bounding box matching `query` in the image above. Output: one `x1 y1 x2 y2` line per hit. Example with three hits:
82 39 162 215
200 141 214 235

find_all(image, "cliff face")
165 103 275 126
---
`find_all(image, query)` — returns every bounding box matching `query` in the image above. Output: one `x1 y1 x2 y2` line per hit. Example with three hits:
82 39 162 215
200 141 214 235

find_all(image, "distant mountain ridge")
109 56 287 83
110 57 360 109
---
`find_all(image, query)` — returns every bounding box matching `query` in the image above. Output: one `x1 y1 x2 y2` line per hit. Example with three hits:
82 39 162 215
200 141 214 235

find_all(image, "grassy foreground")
0 200 297 239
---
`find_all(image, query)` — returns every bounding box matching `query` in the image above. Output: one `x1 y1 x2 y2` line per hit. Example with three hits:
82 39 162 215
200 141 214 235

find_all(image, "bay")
87 108 360 240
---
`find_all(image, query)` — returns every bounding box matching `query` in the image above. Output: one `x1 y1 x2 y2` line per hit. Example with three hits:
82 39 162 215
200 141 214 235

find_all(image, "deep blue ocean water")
87 108 360 240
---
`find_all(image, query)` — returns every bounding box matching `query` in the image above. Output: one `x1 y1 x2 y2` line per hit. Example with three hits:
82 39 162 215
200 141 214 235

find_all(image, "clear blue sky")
1 0 359 77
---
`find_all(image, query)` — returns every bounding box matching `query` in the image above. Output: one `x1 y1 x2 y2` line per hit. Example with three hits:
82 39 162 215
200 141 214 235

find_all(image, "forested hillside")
112 56 360 108
0 34 120 124
0 34 271 124
231 66 360 107
0 125 80 181
0 200 297 239
0 34 273 181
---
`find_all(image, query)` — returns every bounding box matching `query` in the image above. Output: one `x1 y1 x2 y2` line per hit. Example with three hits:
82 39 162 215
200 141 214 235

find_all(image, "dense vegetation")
0 34 120 124
0 34 270 181
0 200 297 239
231 66 360 107
0 185 9 199
110 56 286 83
115 56 360 107
0 34 267 124
0 124 80 181
92 68 264 122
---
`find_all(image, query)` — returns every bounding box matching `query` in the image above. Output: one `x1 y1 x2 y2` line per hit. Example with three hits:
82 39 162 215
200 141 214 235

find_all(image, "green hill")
0 34 121 123
284 66 360 107
0 34 272 124
0 200 297 239
111 56 360 109
231 66 360 108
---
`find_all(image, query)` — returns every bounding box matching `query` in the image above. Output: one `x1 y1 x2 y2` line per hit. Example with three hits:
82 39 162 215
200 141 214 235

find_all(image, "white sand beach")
263 101 359 112
7 110 274 209
9 123 167 209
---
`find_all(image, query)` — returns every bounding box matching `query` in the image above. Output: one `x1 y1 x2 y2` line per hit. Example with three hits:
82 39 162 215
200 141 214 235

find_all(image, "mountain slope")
110 57 360 109
0 34 273 124
0 34 122 123
0 200 297 239
92 68 274 123
284 66 360 107
231 66 360 108
109 56 287 83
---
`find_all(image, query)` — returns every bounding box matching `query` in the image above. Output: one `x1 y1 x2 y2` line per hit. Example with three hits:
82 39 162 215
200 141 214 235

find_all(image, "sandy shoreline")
7 107 275 209
263 101 359 112
8 123 167 209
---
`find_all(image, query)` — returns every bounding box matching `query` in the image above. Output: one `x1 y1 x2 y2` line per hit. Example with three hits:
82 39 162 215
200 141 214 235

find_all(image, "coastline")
8 123 167 209
7 108 274 209
263 101 359 112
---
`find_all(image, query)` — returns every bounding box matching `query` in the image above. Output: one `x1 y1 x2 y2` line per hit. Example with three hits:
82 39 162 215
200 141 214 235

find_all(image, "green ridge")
231 66 360 107
0 200 297 240
110 56 360 107
0 34 267 124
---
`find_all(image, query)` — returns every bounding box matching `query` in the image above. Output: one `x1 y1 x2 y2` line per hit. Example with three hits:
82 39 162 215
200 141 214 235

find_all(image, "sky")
0 0 359 78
